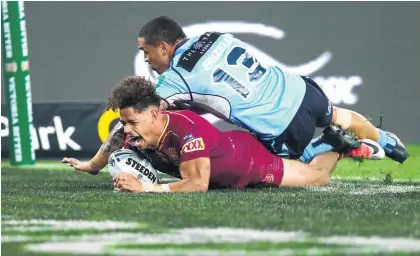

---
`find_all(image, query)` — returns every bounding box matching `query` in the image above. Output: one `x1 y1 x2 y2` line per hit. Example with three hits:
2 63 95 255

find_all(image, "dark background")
2 2 419 158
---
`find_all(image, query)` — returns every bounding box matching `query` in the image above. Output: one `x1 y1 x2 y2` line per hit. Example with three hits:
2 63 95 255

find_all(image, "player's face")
138 37 171 74
119 107 158 150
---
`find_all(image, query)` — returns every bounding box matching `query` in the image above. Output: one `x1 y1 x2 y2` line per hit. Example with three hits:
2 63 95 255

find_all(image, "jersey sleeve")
173 110 221 163
178 129 211 163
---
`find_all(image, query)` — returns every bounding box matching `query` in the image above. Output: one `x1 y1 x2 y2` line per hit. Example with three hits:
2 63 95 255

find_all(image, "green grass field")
2 145 420 256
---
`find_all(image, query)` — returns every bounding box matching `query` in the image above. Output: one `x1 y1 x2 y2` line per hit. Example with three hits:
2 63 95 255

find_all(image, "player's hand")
114 173 144 193
61 157 100 175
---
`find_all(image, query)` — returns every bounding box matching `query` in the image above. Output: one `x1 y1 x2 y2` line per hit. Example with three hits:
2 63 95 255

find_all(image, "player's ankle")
376 129 396 152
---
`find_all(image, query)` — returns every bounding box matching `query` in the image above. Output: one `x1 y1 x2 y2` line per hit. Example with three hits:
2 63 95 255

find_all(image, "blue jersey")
156 32 306 140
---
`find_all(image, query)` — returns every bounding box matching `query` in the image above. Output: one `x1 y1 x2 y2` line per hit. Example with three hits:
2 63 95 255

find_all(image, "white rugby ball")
108 149 159 184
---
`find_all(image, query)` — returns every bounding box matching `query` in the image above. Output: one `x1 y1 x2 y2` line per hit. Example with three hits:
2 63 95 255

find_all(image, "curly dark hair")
106 76 161 112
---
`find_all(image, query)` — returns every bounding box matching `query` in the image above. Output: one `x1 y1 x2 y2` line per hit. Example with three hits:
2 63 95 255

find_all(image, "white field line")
332 176 420 182
2 219 142 232
111 247 399 256
23 229 420 255
347 185 420 195
321 236 420 251
307 183 420 195
22 230 306 255
111 248 355 256
2 220 420 255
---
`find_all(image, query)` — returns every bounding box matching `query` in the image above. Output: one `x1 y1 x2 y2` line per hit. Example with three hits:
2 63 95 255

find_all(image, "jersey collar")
170 39 189 68
174 38 189 52
156 113 170 151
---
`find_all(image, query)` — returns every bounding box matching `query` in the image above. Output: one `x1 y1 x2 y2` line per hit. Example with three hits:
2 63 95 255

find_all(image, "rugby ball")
108 149 159 184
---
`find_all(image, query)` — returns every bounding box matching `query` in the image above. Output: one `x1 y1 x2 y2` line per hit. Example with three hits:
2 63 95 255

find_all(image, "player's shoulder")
163 110 215 133
163 110 220 149
163 110 200 125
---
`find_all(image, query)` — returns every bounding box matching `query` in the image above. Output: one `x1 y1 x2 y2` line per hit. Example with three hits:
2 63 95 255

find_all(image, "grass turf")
1 145 420 255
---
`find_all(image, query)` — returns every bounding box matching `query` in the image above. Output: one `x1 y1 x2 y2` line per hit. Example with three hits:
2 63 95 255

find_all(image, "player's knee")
198 183 209 192
309 165 331 186
317 175 331 186
332 107 352 130
193 180 209 192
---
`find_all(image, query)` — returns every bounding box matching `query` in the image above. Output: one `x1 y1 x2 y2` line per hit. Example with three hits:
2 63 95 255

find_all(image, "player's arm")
154 133 212 192
147 157 211 193
115 157 211 193
146 133 212 192
97 122 126 160
62 122 125 174
175 157 211 192
117 131 213 193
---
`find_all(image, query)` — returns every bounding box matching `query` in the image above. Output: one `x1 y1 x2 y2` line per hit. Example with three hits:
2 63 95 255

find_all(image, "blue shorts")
261 76 333 159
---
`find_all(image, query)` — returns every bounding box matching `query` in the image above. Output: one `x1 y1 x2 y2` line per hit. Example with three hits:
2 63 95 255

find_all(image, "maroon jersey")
153 110 284 189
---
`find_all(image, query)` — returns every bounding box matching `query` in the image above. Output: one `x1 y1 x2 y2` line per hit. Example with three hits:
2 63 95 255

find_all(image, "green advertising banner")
1 1 35 165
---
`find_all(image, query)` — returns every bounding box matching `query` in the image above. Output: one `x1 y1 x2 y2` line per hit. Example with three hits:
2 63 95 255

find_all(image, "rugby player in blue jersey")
62 16 407 174
136 16 407 161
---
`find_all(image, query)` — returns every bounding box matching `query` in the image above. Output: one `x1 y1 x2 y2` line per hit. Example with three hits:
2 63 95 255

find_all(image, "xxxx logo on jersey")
182 137 205 153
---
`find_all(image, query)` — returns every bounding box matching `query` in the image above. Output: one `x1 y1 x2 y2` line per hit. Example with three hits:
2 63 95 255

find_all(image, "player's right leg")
331 106 409 163
311 126 385 160
262 76 363 163
280 152 339 187
280 139 384 187
298 76 408 163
